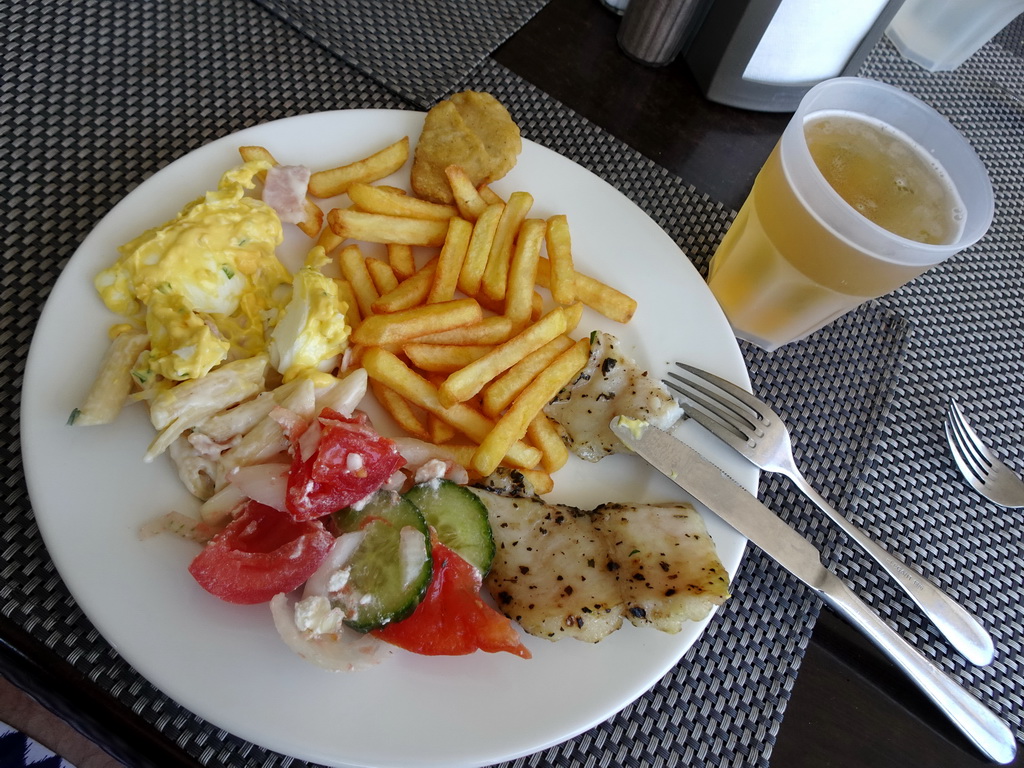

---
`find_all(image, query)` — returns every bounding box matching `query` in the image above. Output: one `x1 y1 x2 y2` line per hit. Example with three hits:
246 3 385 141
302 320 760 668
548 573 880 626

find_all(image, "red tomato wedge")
188 500 333 604
373 540 531 658
286 408 405 522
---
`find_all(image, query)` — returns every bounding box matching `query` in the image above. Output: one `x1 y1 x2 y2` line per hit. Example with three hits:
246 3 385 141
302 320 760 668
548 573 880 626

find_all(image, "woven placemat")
0 3 927 768
248 0 549 106
846 36 1024 736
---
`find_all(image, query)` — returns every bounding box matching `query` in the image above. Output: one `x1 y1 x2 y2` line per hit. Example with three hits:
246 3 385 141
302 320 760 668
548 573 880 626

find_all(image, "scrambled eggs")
269 246 350 383
94 161 349 385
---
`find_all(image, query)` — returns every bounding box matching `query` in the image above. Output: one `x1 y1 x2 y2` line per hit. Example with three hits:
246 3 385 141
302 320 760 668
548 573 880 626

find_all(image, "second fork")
667 363 995 666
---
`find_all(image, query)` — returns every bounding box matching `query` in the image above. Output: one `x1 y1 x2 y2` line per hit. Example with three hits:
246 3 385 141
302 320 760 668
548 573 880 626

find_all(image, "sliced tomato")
286 408 406 522
188 500 333 604
373 539 531 658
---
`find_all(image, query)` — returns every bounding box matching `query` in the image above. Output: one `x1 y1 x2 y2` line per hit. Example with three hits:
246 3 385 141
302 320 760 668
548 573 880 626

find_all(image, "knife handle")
793 472 995 666
817 570 1016 764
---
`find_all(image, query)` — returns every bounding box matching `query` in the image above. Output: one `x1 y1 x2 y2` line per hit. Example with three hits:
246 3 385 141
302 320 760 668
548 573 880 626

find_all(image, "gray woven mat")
847 37 1024 734
248 0 549 106
0 1 996 767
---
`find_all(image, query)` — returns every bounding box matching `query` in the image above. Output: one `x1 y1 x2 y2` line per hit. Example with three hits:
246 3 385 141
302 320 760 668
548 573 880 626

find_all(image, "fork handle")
790 470 995 666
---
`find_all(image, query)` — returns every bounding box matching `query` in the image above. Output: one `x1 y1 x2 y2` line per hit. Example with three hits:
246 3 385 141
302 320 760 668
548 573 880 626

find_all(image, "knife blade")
609 417 1016 765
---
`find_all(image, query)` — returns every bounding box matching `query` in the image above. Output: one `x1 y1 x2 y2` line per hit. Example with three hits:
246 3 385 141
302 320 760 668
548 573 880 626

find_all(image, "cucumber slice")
331 491 432 632
405 480 495 575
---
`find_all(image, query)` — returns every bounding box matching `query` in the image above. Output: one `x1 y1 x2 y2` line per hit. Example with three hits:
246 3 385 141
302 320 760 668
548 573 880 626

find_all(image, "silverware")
663 363 994 666
946 399 1024 508
608 418 1016 765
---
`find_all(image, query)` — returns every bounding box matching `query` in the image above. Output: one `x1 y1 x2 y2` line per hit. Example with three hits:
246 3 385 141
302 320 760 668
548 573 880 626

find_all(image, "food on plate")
74 99 732 672
188 499 334 605
307 136 410 199
474 488 730 642
328 490 433 631
544 330 683 462
238 145 324 236
269 247 350 382
93 161 293 385
591 502 731 631
411 91 522 204
373 537 530 659
473 489 623 643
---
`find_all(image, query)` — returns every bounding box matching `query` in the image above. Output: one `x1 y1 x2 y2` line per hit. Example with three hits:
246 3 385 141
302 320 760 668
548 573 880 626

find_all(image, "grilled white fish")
544 331 682 462
472 489 730 642
472 490 625 643
591 502 731 632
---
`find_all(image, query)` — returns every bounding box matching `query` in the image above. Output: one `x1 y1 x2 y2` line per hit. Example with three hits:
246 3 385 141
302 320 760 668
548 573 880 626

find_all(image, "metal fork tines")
665 363 995 666
946 399 1024 508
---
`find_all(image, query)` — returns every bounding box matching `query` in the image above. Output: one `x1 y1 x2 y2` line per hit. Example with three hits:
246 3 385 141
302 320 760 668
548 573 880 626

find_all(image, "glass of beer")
706 77 993 351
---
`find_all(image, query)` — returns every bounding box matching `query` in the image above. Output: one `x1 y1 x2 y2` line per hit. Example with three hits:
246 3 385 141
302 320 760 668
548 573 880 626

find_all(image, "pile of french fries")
240 135 638 495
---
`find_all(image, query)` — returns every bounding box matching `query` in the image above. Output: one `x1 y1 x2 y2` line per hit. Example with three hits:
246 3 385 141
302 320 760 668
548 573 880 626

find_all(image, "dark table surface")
2 0 1020 766
494 2 1021 767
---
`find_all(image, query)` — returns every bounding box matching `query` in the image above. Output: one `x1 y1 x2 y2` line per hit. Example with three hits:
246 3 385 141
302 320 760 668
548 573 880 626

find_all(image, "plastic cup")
886 0 1024 72
706 77 993 351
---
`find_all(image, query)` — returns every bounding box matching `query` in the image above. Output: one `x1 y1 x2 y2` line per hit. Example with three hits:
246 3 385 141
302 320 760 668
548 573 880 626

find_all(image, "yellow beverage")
708 111 964 351
805 112 964 245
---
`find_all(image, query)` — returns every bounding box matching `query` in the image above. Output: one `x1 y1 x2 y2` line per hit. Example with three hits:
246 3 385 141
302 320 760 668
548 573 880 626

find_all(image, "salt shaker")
617 0 712 66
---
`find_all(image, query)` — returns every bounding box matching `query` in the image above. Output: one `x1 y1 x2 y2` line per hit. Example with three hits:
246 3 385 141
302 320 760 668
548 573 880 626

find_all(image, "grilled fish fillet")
592 502 731 633
472 489 730 642
544 331 682 462
473 490 624 643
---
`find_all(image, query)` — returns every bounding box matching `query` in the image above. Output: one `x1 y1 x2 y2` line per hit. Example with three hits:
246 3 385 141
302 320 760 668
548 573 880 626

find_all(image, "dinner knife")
608 417 1017 765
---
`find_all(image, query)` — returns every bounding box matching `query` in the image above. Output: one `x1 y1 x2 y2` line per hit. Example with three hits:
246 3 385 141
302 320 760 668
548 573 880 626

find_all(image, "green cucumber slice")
332 490 432 632
405 480 495 575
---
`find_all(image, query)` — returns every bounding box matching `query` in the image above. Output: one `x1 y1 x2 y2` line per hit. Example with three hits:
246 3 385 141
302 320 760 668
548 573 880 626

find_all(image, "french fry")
478 185 504 205
334 278 362 328
316 224 344 254
481 191 533 301
74 331 150 426
348 182 458 221
404 343 494 373
472 338 589 476
429 414 458 444
563 301 584 333
519 468 554 495
308 137 410 198
536 258 637 324
445 165 488 220
238 145 323 237
434 444 479 473
428 217 472 304
387 243 416 280
533 292 544 321
528 413 569 474
504 218 546 327
438 306 568 407
352 298 482 347
458 202 503 297
370 379 431 441
362 348 541 469
415 315 514 346
337 244 379 319
328 208 449 247
372 258 438 313
366 258 399 295
481 335 574 417
545 214 576 305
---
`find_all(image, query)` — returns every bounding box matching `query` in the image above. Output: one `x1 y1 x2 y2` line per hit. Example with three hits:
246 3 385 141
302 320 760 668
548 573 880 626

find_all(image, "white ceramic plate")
21 110 755 768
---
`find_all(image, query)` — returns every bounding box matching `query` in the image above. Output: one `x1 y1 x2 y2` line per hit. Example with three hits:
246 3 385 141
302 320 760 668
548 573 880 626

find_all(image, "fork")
946 399 1024 507
665 363 995 666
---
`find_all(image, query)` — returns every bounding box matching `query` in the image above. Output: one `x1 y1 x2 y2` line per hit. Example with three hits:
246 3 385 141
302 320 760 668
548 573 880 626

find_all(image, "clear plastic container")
707 78 994 350
886 0 1024 72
